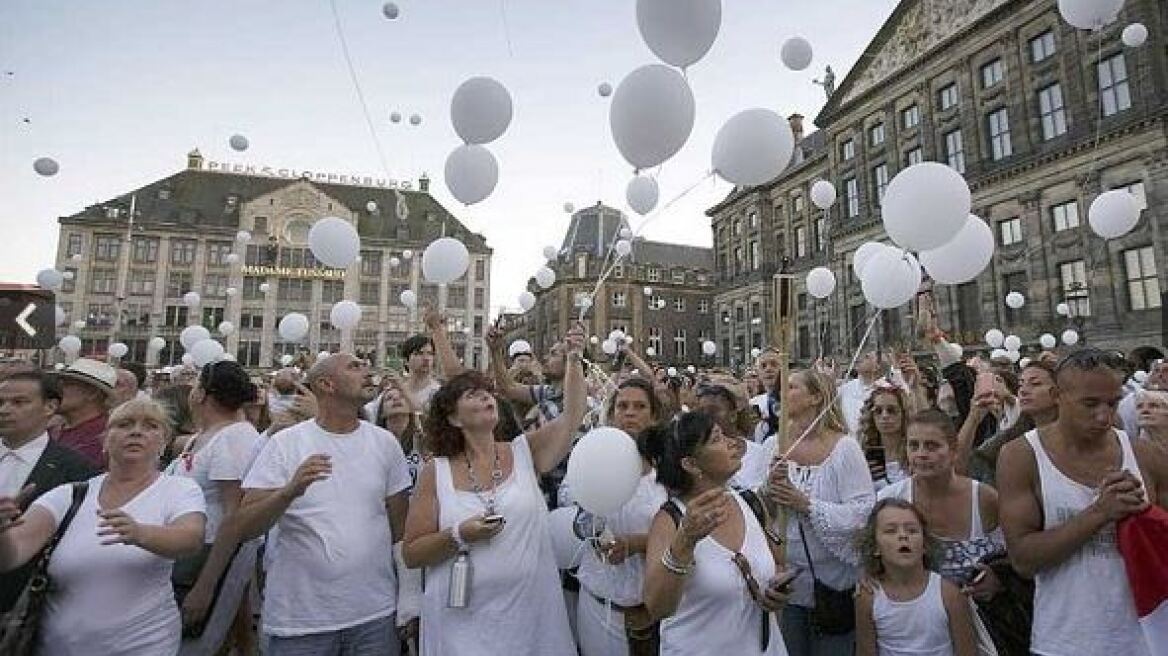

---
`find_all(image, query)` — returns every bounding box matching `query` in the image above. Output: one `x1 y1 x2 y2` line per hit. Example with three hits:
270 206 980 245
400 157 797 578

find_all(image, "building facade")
709 0 1168 364
55 150 493 370
519 203 716 366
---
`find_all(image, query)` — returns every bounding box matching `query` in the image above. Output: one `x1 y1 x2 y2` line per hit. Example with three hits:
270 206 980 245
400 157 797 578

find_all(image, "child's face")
876 506 925 569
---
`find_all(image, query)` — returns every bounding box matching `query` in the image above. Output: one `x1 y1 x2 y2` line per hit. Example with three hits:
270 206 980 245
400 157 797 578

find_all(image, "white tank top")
872 572 954 656
1023 428 1150 656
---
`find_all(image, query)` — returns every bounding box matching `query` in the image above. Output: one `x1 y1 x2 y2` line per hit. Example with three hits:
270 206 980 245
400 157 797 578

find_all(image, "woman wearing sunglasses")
643 411 793 655
858 382 912 492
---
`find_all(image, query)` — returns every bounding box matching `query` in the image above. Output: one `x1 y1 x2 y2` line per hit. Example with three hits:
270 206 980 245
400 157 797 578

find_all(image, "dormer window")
105 207 121 219
158 188 171 200
224 195 240 213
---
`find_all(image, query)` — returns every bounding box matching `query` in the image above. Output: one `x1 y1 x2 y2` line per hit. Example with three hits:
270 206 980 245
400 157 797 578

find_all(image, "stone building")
521 203 716 366
709 0 1167 364
54 149 493 370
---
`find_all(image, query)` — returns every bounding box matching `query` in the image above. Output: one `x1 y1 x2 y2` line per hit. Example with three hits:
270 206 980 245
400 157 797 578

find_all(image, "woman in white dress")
0 398 206 656
402 324 588 656
643 411 792 656
859 382 911 492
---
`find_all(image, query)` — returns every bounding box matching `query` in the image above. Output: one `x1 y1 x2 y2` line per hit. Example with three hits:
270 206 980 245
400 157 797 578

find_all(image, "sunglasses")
731 552 771 651
871 405 902 416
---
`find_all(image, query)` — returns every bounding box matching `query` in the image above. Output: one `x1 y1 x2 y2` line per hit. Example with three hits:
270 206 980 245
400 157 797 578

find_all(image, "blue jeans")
267 615 400 656
780 605 855 656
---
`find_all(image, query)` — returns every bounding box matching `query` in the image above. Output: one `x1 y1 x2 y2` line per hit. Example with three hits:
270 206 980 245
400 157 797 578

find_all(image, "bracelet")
661 546 694 576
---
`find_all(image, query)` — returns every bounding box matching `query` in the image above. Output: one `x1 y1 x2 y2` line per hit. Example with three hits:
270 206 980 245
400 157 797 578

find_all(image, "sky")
0 0 899 316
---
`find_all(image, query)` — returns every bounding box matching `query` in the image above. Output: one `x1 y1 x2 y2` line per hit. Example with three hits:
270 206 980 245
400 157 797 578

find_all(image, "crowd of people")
0 306 1166 656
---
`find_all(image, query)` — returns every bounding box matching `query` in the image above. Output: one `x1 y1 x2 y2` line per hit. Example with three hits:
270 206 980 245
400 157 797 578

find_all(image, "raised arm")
619 342 654 379
527 323 588 474
424 304 465 380
485 323 534 404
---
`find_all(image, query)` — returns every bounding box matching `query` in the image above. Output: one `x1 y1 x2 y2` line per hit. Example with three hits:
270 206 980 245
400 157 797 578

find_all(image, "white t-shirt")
243 419 412 636
838 378 874 435
166 421 260 542
32 474 206 656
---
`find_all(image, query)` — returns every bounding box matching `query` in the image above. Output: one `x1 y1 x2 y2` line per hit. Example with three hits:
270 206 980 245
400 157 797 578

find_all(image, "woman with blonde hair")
0 398 206 655
858 382 912 491
375 376 427 489
764 369 875 656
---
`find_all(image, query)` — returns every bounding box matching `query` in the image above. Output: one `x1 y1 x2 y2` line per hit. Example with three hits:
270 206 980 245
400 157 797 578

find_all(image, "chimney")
787 114 805 164
418 173 430 194
186 148 204 170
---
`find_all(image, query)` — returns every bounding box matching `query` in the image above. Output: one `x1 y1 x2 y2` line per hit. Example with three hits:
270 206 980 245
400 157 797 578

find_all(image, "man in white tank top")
998 349 1168 656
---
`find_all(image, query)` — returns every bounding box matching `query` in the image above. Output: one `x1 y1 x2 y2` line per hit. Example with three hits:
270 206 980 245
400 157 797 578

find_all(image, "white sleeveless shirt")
872 572 954 656
1024 428 1150 656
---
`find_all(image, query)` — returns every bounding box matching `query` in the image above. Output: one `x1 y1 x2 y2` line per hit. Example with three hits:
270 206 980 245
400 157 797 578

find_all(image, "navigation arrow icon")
16 303 36 337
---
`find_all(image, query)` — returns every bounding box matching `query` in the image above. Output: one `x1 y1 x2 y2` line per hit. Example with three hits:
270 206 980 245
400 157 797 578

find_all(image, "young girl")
855 499 976 656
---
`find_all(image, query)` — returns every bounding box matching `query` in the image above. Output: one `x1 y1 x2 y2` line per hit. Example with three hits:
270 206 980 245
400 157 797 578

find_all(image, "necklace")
465 443 503 514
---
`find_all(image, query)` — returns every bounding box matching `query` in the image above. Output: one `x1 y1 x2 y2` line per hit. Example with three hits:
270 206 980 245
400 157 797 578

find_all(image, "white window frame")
1124 246 1161 311
795 225 807 259
841 139 855 161
1052 201 1079 232
844 178 859 218
674 329 687 359
944 129 965 174
1098 54 1131 117
999 217 1023 246
1059 260 1091 316
1030 31 1056 63
873 163 890 204
901 105 920 129
1039 84 1067 140
981 59 1004 88
988 108 1012 160
939 83 959 111
612 291 627 308
869 123 885 147
906 147 923 166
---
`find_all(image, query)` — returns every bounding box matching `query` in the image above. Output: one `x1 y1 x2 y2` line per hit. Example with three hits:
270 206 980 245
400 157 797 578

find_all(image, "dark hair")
120 362 148 389
1128 346 1165 374
153 383 196 436
400 334 434 369
1055 347 1127 380
606 378 665 427
993 368 1020 396
857 498 941 577
859 386 909 455
1 371 62 403
425 371 496 457
695 383 736 408
643 411 717 495
907 409 958 445
198 361 258 411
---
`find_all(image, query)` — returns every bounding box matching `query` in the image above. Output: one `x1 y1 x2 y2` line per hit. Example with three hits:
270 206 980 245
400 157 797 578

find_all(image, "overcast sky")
0 0 898 315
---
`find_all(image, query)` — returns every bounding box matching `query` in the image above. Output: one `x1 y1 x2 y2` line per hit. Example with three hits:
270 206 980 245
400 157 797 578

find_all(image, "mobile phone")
483 514 505 526
774 568 801 591
969 569 988 586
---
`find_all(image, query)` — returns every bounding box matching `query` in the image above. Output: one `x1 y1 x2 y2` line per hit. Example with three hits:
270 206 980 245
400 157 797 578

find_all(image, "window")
816 217 828 251
792 196 804 214
733 247 744 275
66 234 83 257
1052 201 1079 232
956 282 980 332
1039 84 1067 140
474 288 485 310
128 269 154 296
647 268 660 283
674 297 686 312
166 272 192 297
447 285 466 308
872 164 890 205
1060 260 1090 316
94 235 120 261
171 239 196 266
360 251 382 277
201 307 225 331
206 242 233 267
750 241 760 271
243 276 264 300
131 237 158 264
1098 54 1131 117
164 305 189 328
360 281 380 305
674 329 687 359
672 270 685 283
844 178 859 218
735 306 745 323
279 248 317 268
253 217 268 234
901 105 920 129
869 123 885 147
238 312 264 330
939 83 959 111
648 327 663 355
1124 247 1161 310
841 139 855 160
698 299 709 313
62 267 77 293
278 279 312 302
1003 271 1028 323
981 59 1004 88
795 226 807 258
612 291 627 308
86 304 114 327
906 147 923 166
945 130 965 174
748 211 758 228
321 280 345 304
89 269 116 294
237 341 262 367
881 308 902 342
849 304 867 349
475 259 487 280
986 108 1013 161
204 274 229 297
1119 181 1148 212
1030 30 1056 63
798 326 812 359
999 217 1023 246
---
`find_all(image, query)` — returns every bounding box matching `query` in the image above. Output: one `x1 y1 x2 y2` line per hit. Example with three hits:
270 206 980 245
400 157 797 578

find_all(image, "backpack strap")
660 498 683 527
735 486 784 547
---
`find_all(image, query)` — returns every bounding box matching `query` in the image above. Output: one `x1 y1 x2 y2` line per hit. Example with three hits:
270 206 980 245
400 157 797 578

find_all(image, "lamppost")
1063 281 1089 341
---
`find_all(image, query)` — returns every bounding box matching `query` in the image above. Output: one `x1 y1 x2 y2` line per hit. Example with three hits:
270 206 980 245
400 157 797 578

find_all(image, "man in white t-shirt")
839 350 882 434
239 353 412 655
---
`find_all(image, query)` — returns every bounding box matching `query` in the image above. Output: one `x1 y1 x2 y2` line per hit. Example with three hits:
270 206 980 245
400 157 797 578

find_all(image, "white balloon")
1019 357 1032 368
518 291 536 312
183 291 201 307
645 347 656 357
853 242 891 279
451 77 513 145
590 336 600 345
389 256 401 267
36 268 63 290
1033 333 1055 350
610 64 695 170
564 203 575 214
1061 329 1080 346
861 249 922 309
919 215 995 284
542 246 559 260
548 507 586 570
1057 0 1124 30
421 237 470 284
181 354 194 366
108 342 128 358
535 266 556 289
229 134 249 152
614 240 632 257
1005 292 1025 309
565 427 643 515
598 82 613 97
667 367 679 377
73 320 87 330
308 217 361 268
409 114 422 126
444 144 499 205
382 2 399 19
33 157 59 176
59 335 81 354
702 340 717 356
985 329 1005 348
1088 190 1140 239
990 348 1008 361
882 163 970 251
608 330 625 342
602 339 618 355
1006 350 1022 363
643 287 652 296
218 321 235 336
1123 23 1149 47
712 108 794 186
1004 335 1022 351
390 111 402 124
626 175 659 215
280 354 294 366
780 36 814 71
400 289 417 307
221 353 236 362
366 201 378 214
191 340 225 366
62 271 74 281
55 306 67 327
805 267 836 299
235 230 251 243
71 253 83 261
149 337 166 351
225 253 239 265
329 300 362 330
225 287 237 297
259 283 270 293
278 313 310 342
810 180 836 210
180 325 211 350
1134 370 1149 384
579 295 593 309
635 0 722 68
1056 302 1070 316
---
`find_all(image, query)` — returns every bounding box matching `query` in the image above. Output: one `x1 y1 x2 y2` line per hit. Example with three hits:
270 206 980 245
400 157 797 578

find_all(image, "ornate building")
519 203 716 366
55 150 493 369
709 0 1167 364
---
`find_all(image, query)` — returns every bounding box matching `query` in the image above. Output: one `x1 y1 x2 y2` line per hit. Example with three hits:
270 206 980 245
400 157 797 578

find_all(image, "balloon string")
499 0 515 57
632 170 716 240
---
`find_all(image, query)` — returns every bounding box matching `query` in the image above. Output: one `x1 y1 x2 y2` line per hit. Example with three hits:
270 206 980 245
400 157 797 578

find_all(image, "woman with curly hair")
374 377 427 490
858 382 912 492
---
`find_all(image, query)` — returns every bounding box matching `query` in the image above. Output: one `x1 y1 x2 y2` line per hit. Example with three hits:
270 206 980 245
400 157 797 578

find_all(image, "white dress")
421 435 576 656
659 494 789 656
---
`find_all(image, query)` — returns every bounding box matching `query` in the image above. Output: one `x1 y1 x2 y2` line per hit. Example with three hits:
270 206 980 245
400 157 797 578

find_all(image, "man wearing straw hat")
49 357 117 470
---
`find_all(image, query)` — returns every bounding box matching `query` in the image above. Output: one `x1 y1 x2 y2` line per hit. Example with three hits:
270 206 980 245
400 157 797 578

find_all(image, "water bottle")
447 549 471 608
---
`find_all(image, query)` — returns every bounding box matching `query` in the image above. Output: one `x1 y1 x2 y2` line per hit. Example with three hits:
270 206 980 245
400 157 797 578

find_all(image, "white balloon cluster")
918 216 995 285
861 248 921 309
421 237 470 284
445 77 512 205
